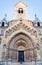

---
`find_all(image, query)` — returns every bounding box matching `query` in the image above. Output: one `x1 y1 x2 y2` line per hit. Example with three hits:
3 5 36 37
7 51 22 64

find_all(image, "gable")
15 1 27 8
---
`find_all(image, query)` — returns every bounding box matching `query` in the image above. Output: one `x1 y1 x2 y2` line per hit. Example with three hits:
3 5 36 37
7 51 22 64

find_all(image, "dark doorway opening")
2 22 4 27
37 22 40 26
18 51 24 62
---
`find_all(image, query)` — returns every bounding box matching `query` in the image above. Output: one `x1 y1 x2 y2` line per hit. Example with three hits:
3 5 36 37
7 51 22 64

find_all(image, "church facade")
0 1 42 62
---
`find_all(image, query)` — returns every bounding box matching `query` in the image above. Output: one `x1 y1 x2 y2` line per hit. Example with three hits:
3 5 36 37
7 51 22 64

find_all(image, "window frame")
18 8 23 14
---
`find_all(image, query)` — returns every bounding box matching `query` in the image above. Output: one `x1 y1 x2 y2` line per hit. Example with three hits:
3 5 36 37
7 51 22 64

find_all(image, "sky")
0 0 42 22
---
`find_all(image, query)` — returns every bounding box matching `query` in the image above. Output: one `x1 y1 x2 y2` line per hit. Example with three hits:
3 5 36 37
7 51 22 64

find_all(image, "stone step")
7 62 35 65
0 61 42 65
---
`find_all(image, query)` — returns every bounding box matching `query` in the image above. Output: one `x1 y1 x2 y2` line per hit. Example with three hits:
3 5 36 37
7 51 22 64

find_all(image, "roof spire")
35 14 38 21
35 14 37 19
4 14 7 20
34 14 41 22
5 14 7 18
1 14 7 23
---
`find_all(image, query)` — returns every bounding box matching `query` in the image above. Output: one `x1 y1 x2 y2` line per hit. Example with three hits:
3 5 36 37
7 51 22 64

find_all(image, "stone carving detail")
5 22 37 38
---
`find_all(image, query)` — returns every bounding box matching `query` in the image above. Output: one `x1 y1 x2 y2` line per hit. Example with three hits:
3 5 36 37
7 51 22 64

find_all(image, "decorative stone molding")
5 22 37 38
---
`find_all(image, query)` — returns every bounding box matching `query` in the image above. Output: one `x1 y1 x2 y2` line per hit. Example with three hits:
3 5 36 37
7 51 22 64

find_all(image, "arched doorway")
18 46 25 62
5 32 37 62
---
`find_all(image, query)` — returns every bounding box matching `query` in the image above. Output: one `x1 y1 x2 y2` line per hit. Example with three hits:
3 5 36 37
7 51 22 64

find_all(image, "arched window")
2 22 4 27
18 8 23 14
21 9 23 13
37 22 40 26
18 10 20 13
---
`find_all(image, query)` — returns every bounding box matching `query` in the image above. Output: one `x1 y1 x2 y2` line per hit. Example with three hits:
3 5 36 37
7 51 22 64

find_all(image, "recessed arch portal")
7 32 35 48
5 32 37 61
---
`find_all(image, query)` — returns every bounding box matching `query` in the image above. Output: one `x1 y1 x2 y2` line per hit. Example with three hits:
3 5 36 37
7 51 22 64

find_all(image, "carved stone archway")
4 32 37 62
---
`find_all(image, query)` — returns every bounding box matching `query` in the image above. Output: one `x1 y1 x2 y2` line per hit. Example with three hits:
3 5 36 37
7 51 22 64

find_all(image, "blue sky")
0 0 42 22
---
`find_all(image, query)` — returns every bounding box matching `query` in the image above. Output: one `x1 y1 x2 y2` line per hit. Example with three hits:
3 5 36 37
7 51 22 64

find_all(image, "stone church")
0 1 42 63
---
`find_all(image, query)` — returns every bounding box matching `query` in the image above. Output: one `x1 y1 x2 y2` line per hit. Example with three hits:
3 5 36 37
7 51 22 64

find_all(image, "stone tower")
14 1 28 20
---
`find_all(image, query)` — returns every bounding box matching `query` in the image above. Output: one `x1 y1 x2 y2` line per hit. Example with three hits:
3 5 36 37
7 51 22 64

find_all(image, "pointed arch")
6 30 36 49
